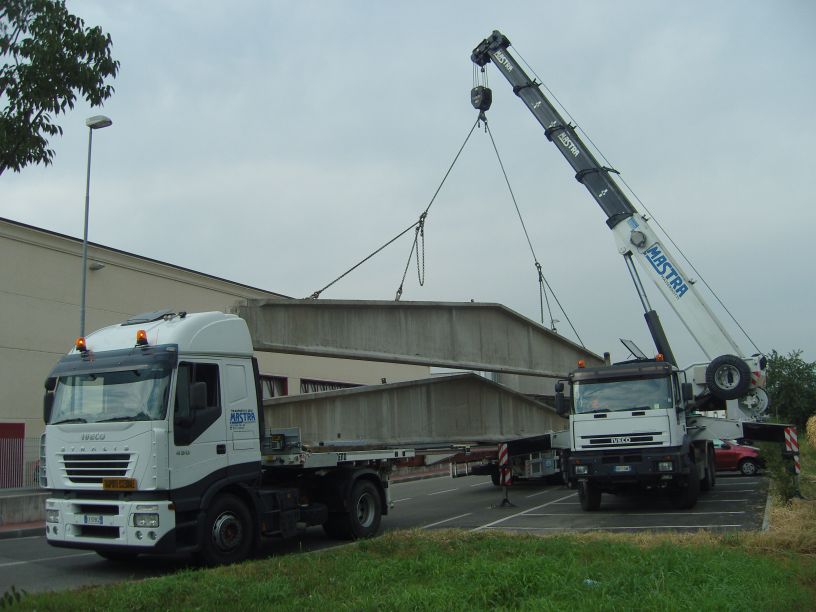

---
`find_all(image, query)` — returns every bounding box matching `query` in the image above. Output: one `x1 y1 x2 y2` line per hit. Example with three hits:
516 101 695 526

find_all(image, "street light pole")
80 115 112 338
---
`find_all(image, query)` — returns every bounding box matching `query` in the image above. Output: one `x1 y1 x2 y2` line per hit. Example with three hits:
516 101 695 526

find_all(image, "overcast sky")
2 0 814 365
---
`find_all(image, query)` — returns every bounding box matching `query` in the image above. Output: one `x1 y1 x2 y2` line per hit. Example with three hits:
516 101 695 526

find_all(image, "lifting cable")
307 116 481 300
513 47 761 355
482 116 585 347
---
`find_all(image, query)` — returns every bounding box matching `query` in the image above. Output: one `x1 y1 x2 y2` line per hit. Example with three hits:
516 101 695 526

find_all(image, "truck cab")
556 358 713 511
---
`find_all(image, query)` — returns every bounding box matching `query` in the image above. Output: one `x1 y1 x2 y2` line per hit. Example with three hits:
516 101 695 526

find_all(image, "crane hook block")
471 86 492 112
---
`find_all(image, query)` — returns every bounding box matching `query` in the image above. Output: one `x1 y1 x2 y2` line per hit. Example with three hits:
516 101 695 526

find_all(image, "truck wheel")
578 481 601 511
672 465 700 509
700 446 715 492
198 493 254 566
322 480 382 540
490 470 501 487
739 458 759 476
705 355 751 400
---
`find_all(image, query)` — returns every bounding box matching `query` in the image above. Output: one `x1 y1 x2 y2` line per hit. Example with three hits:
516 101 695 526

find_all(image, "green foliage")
0 0 119 175
12 532 816 611
0 585 27 608
760 441 799 501
766 349 816 428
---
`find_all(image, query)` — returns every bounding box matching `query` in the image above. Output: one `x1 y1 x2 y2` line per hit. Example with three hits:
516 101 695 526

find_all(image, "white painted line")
0 551 96 569
716 480 761 486
521 511 746 517
471 492 577 532
524 490 552 499
423 513 473 529
470 481 491 488
481 525 743 531
391 497 413 503
428 488 459 496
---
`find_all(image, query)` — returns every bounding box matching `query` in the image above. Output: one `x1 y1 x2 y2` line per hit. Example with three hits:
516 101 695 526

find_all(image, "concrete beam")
263 373 567 448
238 299 603 377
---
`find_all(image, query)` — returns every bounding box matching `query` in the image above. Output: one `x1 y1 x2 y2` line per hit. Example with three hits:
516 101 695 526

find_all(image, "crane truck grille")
581 432 663 448
60 453 135 485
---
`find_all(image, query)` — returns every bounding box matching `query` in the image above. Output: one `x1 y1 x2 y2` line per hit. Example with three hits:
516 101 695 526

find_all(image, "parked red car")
713 439 764 476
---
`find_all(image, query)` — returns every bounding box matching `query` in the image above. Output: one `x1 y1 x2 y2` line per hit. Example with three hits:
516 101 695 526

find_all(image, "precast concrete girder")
263 373 567 448
238 299 602 377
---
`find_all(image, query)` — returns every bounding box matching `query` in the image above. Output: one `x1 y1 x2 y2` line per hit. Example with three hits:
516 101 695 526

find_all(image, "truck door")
170 360 229 490
222 359 260 467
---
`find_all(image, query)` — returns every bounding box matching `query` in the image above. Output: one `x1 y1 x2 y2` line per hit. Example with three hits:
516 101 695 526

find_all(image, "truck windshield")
49 366 172 424
573 376 672 414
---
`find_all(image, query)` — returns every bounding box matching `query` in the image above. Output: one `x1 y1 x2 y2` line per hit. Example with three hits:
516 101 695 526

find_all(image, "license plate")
102 477 136 491
614 465 632 473
84 514 103 526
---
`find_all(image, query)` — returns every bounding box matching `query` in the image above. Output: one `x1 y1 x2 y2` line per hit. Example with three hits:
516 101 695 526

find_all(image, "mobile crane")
471 31 778 509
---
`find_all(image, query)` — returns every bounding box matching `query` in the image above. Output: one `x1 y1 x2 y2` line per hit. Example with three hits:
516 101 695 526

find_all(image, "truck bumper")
44 496 178 554
568 446 691 490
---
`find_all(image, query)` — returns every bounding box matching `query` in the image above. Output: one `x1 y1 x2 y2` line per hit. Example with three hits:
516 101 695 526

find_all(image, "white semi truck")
40 310 414 564
472 31 789 510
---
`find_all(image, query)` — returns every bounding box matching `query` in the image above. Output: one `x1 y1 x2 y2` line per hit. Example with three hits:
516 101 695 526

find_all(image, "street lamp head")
86 115 112 129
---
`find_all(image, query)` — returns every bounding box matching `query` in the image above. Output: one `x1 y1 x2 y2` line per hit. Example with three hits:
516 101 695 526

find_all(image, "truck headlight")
575 465 589 475
46 509 60 523
658 461 673 472
134 513 160 528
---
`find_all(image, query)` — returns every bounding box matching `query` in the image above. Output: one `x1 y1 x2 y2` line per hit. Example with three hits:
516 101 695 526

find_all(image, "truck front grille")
581 432 662 448
60 453 134 484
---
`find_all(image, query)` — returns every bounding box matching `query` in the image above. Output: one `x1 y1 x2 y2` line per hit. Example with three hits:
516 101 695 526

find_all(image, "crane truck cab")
555 357 714 511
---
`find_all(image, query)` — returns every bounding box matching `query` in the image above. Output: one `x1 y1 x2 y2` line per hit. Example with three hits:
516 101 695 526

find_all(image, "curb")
0 525 45 540
760 485 774 532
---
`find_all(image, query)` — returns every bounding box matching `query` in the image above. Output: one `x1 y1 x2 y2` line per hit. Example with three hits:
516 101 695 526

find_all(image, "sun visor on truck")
48 344 179 378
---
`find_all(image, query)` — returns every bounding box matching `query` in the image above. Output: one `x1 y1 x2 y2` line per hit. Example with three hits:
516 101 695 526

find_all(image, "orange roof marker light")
75 337 88 352
136 329 149 346
577 360 586 368
655 353 665 361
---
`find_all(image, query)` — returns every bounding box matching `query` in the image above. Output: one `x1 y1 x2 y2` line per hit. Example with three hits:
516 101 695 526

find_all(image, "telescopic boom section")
471 31 637 229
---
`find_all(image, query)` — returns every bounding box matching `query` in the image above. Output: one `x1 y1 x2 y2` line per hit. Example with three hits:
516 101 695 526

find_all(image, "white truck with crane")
40 310 414 564
471 30 786 510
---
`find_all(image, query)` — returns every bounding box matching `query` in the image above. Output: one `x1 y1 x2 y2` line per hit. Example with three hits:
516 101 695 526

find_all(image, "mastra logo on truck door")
642 244 689 299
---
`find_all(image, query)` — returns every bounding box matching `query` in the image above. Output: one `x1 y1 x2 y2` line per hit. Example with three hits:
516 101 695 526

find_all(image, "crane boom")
471 31 745 363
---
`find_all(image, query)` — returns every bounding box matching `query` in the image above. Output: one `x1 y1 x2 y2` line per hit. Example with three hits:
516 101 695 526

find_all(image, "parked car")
713 438 764 476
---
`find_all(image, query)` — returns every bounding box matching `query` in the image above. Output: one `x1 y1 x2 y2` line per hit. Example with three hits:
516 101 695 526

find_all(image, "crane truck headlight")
658 461 673 472
134 506 160 528
575 465 589 475
46 508 60 523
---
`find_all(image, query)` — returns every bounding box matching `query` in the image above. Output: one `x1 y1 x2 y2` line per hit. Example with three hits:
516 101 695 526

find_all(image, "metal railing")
0 437 41 490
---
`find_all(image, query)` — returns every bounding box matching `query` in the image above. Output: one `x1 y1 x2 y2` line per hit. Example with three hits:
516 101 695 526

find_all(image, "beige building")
0 217 429 454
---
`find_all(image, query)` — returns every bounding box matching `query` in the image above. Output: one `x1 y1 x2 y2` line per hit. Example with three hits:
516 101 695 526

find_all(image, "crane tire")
705 355 751 400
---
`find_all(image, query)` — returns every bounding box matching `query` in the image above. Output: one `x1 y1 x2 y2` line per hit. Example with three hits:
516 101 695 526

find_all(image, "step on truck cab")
40 310 413 564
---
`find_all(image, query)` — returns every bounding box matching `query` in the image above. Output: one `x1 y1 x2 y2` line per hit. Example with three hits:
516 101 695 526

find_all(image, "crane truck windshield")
573 376 673 414
49 366 172 424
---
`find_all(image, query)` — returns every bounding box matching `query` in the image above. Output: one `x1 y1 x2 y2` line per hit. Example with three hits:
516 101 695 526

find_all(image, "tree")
0 0 119 176
766 349 816 429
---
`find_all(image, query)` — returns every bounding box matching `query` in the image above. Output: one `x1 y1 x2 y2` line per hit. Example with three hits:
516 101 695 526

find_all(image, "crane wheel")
705 355 751 400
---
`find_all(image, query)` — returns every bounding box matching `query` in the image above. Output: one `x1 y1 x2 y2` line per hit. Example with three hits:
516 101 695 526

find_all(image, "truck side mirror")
43 377 56 423
555 391 568 418
681 382 694 404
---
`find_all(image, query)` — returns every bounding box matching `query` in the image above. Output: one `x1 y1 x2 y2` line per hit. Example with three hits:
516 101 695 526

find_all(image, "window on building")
260 375 288 399
300 379 361 394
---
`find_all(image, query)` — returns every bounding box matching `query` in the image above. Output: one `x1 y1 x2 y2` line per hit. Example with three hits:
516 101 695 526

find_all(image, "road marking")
715 489 756 493
470 481 491 487
423 513 473 529
471 492 577 532
428 488 458 496
521 511 746 517
392 497 413 503
524 490 552 499
717 480 761 485
0 552 96 569
481 525 743 532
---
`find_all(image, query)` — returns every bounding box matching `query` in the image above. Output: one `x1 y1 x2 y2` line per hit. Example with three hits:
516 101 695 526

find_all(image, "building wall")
0 218 429 438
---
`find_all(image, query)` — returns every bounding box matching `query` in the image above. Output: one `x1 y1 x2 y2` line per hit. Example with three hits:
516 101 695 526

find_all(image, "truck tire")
197 493 254 566
490 470 501 487
672 464 700 509
700 445 716 492
705 355 751 400
322 479 382 540
578 481 601 511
